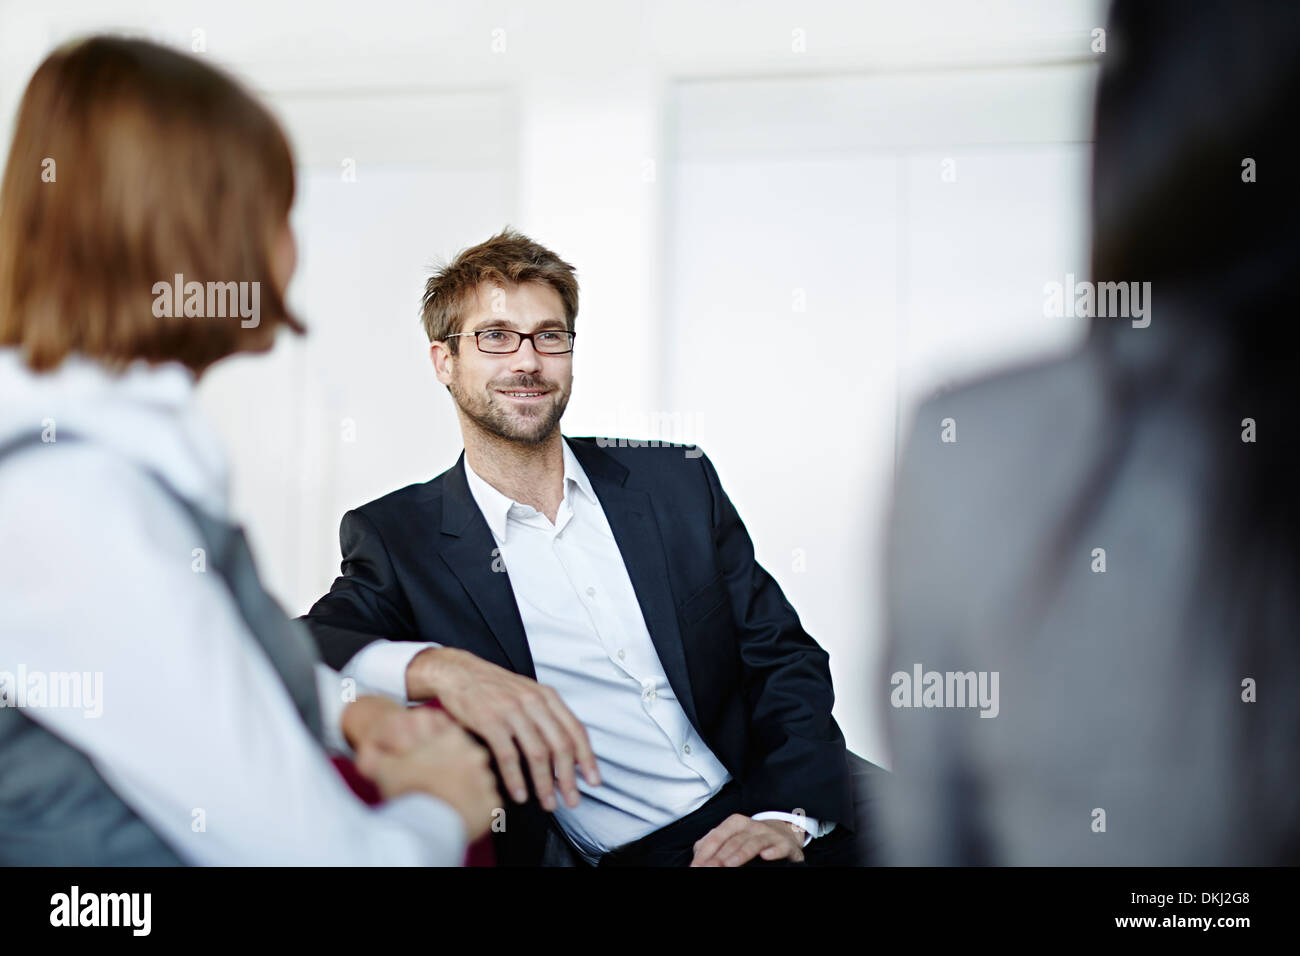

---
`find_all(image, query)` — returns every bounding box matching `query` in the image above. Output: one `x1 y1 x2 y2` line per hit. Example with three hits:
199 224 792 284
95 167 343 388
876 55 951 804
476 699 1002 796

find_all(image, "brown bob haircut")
421 228 579 353
0 36 303 373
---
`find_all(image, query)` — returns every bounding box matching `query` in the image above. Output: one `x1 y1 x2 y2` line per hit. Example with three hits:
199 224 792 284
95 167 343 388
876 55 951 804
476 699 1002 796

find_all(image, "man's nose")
510 338 543 372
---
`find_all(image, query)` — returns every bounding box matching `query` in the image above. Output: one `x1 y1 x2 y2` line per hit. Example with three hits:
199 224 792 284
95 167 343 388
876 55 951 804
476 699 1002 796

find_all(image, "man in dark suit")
301 228 863 866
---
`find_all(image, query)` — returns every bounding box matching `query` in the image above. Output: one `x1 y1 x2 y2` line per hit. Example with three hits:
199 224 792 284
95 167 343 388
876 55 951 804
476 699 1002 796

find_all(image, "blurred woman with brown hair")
0 36 498 864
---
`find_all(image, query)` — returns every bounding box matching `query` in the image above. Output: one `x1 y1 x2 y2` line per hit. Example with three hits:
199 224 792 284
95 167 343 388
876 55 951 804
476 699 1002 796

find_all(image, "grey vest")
0 431 324 865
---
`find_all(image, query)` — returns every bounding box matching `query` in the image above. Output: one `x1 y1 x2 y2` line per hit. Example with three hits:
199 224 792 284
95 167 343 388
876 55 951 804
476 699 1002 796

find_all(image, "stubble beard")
449 371 569 447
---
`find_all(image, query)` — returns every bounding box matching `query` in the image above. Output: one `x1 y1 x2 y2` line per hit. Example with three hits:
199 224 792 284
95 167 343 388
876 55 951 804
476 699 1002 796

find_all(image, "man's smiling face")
432 280 574 446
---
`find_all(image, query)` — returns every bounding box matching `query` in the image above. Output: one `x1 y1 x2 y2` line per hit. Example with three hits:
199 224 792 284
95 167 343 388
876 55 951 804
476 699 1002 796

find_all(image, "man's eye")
537 332 562 343
481 331 509 342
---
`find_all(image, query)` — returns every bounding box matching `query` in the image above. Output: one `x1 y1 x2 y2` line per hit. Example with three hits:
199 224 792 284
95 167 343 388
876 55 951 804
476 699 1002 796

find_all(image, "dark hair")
420 228 579 353
0 36 303 372
1064 0 1300 859
1090 0 1300 330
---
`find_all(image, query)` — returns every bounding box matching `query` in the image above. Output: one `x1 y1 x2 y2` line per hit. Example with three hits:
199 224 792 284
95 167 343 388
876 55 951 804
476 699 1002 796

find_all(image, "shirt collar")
560 436 598 506
462 436 597 542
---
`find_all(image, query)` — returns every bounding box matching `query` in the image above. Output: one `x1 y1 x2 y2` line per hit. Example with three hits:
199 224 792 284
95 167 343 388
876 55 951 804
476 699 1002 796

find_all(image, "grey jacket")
876 338 1300 865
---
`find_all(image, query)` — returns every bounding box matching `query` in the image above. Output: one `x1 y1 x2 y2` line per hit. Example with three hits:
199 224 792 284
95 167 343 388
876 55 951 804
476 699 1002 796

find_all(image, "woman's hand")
340 695 407 752
353 706 501 841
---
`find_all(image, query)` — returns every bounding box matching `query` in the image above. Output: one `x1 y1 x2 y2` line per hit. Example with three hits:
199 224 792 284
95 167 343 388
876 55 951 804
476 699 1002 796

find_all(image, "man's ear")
429 341 454 385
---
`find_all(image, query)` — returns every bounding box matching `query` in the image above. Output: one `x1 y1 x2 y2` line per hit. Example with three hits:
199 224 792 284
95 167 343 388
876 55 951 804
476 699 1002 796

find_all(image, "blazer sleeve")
698 451 854 828
300 508 420 670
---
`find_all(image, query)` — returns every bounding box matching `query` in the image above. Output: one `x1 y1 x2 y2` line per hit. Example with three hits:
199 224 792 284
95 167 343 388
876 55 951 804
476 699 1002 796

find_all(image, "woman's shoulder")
0 437 201 572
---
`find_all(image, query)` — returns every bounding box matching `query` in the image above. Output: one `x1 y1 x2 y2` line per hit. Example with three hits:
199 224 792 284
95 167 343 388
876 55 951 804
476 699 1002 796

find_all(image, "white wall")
665 69 1094 763
0 0 1105 764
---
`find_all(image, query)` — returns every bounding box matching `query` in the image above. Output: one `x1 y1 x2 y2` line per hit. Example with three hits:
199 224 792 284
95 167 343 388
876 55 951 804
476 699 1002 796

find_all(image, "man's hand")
355 707 501 841
690 815 806 867
406 646 601 811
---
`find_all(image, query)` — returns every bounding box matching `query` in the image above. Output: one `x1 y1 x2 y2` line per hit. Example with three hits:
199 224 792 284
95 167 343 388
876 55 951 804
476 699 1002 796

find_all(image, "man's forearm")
300 614 395 670
751 811 834 846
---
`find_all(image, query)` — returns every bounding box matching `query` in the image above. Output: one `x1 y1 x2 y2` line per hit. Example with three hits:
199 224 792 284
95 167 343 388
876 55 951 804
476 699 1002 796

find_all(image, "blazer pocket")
677 573 729 627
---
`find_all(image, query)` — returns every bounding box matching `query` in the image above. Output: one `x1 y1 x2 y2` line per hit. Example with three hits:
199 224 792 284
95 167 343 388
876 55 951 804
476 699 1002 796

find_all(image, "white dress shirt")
465 439 735 861
0 350 466 865
355 436 828 861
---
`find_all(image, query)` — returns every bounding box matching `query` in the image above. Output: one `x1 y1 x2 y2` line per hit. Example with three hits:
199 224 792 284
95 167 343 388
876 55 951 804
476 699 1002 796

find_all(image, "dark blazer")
301 437 853 864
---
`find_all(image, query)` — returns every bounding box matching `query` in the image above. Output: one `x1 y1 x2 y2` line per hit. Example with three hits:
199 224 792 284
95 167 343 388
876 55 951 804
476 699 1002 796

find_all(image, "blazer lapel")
569 441 701 733
437 454 537 680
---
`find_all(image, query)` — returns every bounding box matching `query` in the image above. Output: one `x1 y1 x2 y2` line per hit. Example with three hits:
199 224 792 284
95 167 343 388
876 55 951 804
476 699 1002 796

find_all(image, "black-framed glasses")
444 328 576 354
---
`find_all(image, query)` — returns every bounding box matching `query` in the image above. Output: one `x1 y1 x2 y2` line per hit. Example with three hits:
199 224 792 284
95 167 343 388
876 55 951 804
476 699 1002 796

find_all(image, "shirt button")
617 649 626 660
641 679 656 702
683 743 692 755
586 586 596 597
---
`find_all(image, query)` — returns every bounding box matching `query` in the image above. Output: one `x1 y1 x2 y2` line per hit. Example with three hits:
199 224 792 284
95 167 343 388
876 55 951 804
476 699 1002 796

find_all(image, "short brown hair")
420 228 579 352
0 36 303 372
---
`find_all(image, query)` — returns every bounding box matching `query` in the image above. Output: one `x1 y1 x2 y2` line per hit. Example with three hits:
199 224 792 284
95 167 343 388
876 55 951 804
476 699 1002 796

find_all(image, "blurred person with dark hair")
877 0 1300 865
0 36 498 864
